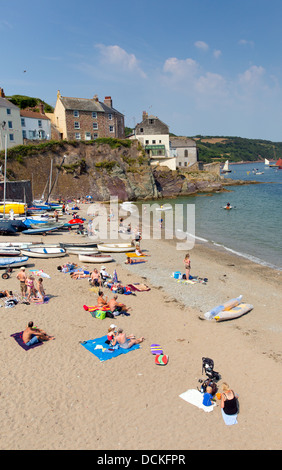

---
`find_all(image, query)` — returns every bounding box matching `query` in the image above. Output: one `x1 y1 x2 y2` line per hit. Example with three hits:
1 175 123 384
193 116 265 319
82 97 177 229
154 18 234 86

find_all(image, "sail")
276 158 282 168
223 160 229 171
265 158 269 165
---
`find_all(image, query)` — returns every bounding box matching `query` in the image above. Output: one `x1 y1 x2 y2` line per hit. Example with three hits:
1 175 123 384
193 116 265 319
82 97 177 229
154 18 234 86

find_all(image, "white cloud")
213 49 222 59
163 57 198 78
195 72 227 96
238 39 254 47
194 41 209 51
238 65 265 86
95 44 146 78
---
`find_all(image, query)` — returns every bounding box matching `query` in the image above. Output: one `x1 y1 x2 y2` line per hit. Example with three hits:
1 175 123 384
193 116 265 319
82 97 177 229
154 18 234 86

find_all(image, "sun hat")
20 267 26 270
110 324 117 329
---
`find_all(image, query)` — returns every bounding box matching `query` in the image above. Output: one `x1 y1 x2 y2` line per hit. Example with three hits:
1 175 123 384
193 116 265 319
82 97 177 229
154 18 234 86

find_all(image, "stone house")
49 91 125 141
130 111 176 170
0 87 23 149
170 137 198 169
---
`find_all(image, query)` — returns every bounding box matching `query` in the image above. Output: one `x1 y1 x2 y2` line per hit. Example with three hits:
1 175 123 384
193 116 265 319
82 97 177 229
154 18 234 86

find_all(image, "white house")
20 105 51 141
170 137 198 169
0 88 23 149
129 111 176 170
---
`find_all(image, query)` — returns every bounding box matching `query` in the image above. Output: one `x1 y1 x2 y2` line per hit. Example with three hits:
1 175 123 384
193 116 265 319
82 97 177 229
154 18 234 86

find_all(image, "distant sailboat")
276 158 282 169
265 158 269 166
221 160 231 173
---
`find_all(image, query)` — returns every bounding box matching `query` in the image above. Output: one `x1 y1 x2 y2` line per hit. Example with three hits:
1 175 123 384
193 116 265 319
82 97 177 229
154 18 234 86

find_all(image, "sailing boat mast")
45 155 65 204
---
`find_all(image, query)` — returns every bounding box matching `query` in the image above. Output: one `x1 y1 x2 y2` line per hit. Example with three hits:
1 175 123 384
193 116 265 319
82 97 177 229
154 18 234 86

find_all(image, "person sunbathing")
89 268 101 286
22 321 55 347
111 328 144 349
97 291 109 308
70 270 90 279
0 289 12 298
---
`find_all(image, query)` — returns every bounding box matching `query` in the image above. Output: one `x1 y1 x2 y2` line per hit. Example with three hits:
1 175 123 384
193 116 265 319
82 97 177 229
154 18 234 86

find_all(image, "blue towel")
80 335 140 362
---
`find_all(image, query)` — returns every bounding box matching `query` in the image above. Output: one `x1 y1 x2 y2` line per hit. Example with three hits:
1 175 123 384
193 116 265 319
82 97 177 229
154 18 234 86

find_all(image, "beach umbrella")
113 269 118 283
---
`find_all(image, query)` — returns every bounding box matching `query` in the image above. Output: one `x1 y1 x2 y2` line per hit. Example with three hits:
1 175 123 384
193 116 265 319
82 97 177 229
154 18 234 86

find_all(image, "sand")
0 203 281 450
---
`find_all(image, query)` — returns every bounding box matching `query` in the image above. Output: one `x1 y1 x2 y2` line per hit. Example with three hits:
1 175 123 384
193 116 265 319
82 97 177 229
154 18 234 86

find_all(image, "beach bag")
95 310 106 320
173 271 182 279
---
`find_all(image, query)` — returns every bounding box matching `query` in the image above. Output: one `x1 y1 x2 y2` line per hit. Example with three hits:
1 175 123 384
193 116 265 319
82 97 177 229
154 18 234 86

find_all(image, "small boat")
78 253 113 263
97 243 135 253
221 160 231 173
68 218 85 224
0 248 21 257
59 241 98 248
213 303 253 322
275 157 282 169
0 256 29 268
22 225 62 235
265 158 269 166
0 202 26 214
20 247 66 258
224 205 233 210
65 247 99 255
156 205 172 211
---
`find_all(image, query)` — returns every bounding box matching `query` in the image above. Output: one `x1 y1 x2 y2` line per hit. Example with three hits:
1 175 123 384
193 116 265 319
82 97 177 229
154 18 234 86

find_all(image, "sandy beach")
0 203 281 450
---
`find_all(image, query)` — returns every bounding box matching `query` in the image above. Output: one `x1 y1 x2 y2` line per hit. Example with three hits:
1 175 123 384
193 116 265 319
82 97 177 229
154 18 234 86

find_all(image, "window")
178 162 181 166
109 125 114 133
92 112 97 119
22 130 27 139
108 113 112 120
149 119 154 124
93 133 98 139
9 134 14 141
93 122 98 130
75 133 81 140
29 130 36 139
38 120 42 128
184 150 188 158
74 122 80 129
21 118 25 127
184 162 187 166
73 110 79 117
159 140 162 143
152 140 156 144
145 140 149 144
140 128 143 133
6 108 11 115
8 121 13 129
85 132 91 140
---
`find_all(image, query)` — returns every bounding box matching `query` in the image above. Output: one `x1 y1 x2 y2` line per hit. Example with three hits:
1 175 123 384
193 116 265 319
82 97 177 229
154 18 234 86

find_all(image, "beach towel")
29 269 51 279
80 335 140 362
128 283 150 292
221 409 238 425
10 331 43 351
179 389 217 412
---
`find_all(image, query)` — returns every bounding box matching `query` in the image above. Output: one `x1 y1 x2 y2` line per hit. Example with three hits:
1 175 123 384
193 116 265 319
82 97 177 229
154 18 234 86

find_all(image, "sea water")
138 162 282 271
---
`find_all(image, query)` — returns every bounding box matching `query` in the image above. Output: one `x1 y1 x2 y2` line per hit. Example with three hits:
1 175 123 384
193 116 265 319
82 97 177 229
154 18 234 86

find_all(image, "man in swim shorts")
16 267 27 297
22 321 55 347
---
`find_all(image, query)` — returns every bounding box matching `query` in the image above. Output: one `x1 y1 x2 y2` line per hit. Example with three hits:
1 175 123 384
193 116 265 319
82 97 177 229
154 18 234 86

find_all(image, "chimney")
104 96 112 108
93 94 99 102
0 88 5 98
39 102 44 114
142 111 148 121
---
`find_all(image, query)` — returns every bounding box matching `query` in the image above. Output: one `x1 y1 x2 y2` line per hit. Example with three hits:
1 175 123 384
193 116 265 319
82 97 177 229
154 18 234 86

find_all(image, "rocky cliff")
3 139 230 201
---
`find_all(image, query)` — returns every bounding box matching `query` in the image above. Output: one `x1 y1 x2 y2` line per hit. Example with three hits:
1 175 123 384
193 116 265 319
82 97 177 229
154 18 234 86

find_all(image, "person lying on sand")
22 321 55 347
70 270 90 280
0 289 13 298
111 328 144 349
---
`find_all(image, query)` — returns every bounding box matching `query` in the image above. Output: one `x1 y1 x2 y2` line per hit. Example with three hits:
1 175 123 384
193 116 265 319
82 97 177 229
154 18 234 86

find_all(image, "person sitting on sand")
31 278 46 303
108 295 131 315
22 321 55 347
111 328 144 349
106 324 117 344
135 246 148 256
90 268 101 287
97 291 109 309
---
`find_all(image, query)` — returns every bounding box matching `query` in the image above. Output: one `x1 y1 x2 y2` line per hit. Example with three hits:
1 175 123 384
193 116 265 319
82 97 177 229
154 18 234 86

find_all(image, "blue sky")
1 0 282 141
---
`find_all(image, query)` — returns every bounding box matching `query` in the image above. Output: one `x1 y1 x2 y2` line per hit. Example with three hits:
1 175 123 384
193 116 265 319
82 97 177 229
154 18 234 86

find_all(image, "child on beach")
202 386 214 407
26 275 37 301
106 324 117 344
183 253 191 280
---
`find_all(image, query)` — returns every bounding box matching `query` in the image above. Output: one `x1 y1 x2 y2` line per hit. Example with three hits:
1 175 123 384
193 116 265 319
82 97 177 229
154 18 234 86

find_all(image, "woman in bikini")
183 253 191 280
26 275 37 301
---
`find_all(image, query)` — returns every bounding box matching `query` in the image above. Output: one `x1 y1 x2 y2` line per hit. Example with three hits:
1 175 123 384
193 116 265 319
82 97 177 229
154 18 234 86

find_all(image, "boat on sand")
97 243 135 253
78 253 113 263
20 247 66 258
